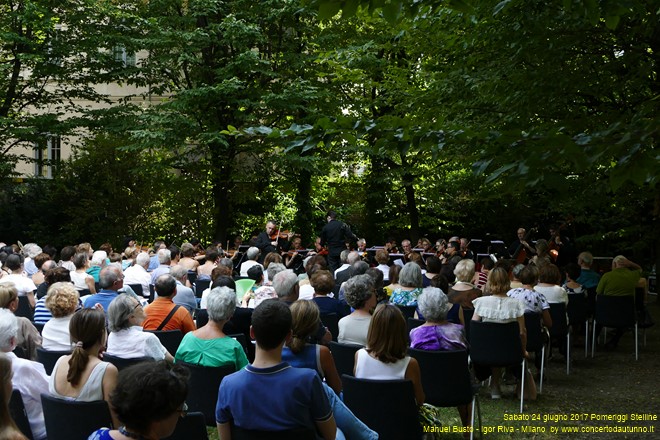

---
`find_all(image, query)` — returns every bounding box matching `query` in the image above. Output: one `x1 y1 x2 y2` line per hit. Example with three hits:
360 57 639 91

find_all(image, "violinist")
254 220 290 261
312 237 328 257
508 227 536 264
284 236 305 268
400 239 413 260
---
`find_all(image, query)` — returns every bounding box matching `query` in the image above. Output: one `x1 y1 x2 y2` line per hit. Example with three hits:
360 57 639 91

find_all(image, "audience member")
168 265 197 315
535 264 568 304
123 252 151 300
150 249 172 284
143 275 195 334
71 252 96 294
338 274 375 346
41 282 79 351
390 262 423 306
0 282 41 360
87 251 108 283
3 255 37 308
83 266 124 312
0 353 28 440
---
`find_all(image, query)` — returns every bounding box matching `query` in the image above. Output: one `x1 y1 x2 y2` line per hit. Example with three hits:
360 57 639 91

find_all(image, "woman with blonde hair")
48 307 119 425
0 354 28 440
449 259 482 325
41 282 80 351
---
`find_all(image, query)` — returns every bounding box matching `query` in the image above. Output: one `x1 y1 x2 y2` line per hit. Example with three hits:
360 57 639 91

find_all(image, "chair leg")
584 319 589 358
635 324 638 360
470 395 475 440
539 346 544 394
519 360 525 413
566 333 570 375
591 320 596 358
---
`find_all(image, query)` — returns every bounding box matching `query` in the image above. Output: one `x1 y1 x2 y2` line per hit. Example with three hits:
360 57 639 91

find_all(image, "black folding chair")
328 341 362 383
41 394 113 440
548 303 570 374
103 354 154 371
193 279 211 299
396 305 417 320
163 412 208 440
177 361 235 426
342 375 422 440
320 313 339 341
16 296 34 321
408 349 481 440
407 317 424 333
128 283 144 298
36 347 71 375
9 390 34 440
231 426 315 440
470 321 526 413
145 330 183 355
524 312 546 393
567 293 590 357
591 295 638 360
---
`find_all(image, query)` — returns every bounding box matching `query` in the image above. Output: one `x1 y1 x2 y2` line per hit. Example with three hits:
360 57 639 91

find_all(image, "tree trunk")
295 167 314 246
210 140 235 244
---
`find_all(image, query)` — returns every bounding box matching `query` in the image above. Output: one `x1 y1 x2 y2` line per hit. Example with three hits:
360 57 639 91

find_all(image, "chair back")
13 346 28 359
235 279 255 302
407 348 473 407
103 354 154 371
594 295 636 327
9 390 34 440
548 303 569 338
320 313 339 341
396 305 417 320
567 293 588 325
36 348 71 375
177 362 235 426
462 307 474 341
231 426 316 440
407 317 424 333
128 284 143 297
227 333 249 356
33 322 45 335
194 308 209 328
145 330 183 355
187 270 198 286
328 341 362 378
16 296 34 321
193 280 211 299
524 312 544 352
163 412 208 440
469 321 523 366
41 394 113 440
78 288 92 297
342 375 422 440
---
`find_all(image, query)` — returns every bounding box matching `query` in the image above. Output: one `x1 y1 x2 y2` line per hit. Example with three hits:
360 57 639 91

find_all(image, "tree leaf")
318 1 342 20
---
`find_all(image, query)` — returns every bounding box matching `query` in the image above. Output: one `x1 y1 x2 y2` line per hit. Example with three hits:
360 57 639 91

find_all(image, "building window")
113 46 136 67
34 136 61 178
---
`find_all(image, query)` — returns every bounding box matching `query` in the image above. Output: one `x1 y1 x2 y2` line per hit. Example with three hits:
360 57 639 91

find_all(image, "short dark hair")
480 257 495 270
211 275 236 291
430 274 449 293
60 246 76 262
5 254 22 271
251 300 291 350
111 361 189 433
44 267 71 285
425 256 442 273
326 210 337 220
565 263 581 282
310 270 334 294
538 264 562 285
519 265 539 285
155 275 177 297
247 265 263 282
205 248 219 262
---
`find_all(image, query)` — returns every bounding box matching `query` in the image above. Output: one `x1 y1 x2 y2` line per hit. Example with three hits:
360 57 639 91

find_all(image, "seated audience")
563 263 585 296
507 265 552 328
215 300 337 439
83 266 125 312
175 287 248 369
423 256 442 287
384 265 401 298
89 361 189 440
30 253 53 287
239 247 263 277
374 249 390 282
87 251 108 283
354 304 425 405
41 282 80 351
448 259 482 324
0 309 48 440
168 265 197 315
3 255 37 307
338 274 376 346
123 252 151 300
34 266 72 320
0 282 41 360
107 294 173 362
534 264 568 304
197 248 219 281
312 270 344 316
410 287 467 351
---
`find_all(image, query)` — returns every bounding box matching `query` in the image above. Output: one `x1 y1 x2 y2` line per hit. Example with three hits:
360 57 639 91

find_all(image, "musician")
320 210 357 273
435 239 448 264
284 236 305 269
507 228 536 262
548 224 575 267
460 238 474 260
230 235 243 251
400 240 413 259
356 238 367 253
255 220 290 261
384 237 399 254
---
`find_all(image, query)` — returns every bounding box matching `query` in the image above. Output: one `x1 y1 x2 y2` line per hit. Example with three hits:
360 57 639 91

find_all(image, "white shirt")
107 326 168 359
298 283 315 301
42 315 74 351
3 273 37 296
338 314 371 346
534 285 569 305
123 264 152 297
376 264 390 281
8 352 49 440
239 260 263 277
334 264 350 278
354 348 411 380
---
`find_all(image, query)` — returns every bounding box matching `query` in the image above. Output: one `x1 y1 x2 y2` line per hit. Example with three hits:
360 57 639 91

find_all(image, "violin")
269 229 294 241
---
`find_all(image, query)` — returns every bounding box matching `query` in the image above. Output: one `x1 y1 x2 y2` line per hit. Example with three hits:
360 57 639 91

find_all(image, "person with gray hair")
0 308 49 440
577 251 601 289
410 287 470 427
175 287 248 369
83 265 124 312
150 248 172 284
390 262 423 306
124 251 152 299
239 246 263 277
338 274 376 346
143 274 196 335
169 265 197 314
22 243 42 278
334 249 351 278
447 259 481 323
511 263 526 289
273 269 299 303
106 294 173 362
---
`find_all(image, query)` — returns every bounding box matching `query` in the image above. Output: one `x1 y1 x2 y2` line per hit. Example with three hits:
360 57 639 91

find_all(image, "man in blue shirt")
83 266 123 312
215 300 337 439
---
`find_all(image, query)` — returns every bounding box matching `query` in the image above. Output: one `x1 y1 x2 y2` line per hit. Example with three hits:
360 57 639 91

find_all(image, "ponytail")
67 342 89 386
67 308 106 386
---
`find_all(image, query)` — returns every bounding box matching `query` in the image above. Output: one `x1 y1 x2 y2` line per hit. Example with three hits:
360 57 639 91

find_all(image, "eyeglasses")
177 402 188 418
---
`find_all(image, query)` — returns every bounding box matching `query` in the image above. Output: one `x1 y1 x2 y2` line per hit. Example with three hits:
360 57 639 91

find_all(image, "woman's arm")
86 275 96 294
26 291 36 308
458 306 465 326
541 308 552 329
404 357 425 406
319 346 342 395
102 363 120 428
